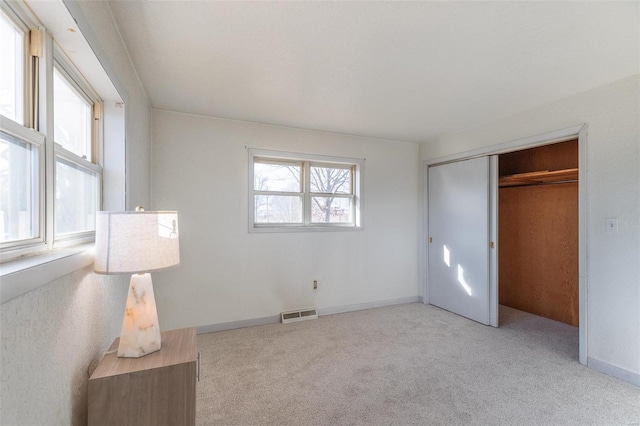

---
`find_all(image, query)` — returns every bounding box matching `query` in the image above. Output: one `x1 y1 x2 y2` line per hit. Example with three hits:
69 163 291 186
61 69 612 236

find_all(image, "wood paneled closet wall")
498 140 579 326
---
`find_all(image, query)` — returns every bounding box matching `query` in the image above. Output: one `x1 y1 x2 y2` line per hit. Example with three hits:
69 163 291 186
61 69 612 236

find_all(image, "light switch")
605 218 618 233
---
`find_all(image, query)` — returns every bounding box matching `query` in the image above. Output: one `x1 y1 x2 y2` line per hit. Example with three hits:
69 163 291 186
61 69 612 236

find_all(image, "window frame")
308 161 355 224
52 49 103 245
248 149 364 232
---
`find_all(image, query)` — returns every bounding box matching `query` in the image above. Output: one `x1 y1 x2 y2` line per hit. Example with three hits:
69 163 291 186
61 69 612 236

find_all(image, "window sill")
0 244 95 304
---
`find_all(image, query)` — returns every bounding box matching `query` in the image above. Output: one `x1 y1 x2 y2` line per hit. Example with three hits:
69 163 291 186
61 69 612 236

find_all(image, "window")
249 149 364 231
0 2 105 261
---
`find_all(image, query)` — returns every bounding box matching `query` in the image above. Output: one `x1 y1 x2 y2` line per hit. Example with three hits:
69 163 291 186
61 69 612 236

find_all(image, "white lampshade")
94 210 180 275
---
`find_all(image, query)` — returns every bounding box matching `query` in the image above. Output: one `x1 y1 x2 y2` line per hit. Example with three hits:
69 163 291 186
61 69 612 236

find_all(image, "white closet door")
428 156 492 325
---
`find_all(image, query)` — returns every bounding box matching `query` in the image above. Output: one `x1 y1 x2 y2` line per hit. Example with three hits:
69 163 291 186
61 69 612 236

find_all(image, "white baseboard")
318 296 422 316
587 357 640 387
196 296 422 335
196 315 281 334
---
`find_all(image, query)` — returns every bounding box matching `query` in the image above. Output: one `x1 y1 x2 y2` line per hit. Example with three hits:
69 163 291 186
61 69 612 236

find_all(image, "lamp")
94 207 180 358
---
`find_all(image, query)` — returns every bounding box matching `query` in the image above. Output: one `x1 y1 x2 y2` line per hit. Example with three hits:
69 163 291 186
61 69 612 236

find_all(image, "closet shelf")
499 168 578 187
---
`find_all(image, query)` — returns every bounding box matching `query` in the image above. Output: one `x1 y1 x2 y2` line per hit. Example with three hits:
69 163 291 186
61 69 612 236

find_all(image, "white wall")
0 1 152 424
151 110 420 330
0 268 127 425
420 75 640 379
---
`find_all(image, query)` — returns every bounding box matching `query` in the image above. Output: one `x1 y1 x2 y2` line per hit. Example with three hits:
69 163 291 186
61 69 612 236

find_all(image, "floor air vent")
281 307 318 324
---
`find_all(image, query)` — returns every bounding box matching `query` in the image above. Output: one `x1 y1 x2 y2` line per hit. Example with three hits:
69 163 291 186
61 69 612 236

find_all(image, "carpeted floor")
196 303 640 425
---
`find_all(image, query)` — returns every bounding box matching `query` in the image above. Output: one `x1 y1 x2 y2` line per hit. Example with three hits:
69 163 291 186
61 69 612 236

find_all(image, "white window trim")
248 148 365 233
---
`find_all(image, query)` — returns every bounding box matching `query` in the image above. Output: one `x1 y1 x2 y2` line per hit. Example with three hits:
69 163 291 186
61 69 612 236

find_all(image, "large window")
249 149 364 231
0 2 103 261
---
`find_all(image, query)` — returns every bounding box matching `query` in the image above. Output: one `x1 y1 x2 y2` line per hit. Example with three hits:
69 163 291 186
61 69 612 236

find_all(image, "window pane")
310 166 351 194
0 11 24 124
311 196 352 223
54 68 92 158
0 132 38 242
254 162 301 192
255 195 302 223
55 158 97 235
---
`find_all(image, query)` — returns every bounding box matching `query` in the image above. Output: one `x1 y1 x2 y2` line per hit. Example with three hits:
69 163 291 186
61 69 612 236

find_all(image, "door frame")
422 124 588 365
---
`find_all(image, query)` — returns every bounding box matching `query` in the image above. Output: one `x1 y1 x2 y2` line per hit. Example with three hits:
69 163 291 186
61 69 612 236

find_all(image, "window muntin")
0 9 25 124
249 150 363 231
53 66 92 159
0 130 38 242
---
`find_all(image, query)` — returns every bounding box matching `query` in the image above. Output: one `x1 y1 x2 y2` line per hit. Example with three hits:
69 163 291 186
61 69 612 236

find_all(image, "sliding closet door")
428 156 495 325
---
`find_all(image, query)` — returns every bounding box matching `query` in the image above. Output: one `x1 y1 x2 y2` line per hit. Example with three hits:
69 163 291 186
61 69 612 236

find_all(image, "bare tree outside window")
274 164 353 223
310 166 352 223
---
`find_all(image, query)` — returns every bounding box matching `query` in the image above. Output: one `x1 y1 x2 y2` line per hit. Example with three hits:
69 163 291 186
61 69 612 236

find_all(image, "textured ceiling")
106 1 639 143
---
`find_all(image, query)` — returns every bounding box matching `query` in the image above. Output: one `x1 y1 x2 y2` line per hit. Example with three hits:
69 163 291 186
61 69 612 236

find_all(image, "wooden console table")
88 327 198 426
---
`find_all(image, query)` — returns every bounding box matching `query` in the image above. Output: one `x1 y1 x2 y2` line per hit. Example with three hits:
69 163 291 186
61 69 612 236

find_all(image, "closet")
498 140 579 326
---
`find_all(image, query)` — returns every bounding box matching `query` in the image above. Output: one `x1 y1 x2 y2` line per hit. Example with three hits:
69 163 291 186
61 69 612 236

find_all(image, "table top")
90 327 197 379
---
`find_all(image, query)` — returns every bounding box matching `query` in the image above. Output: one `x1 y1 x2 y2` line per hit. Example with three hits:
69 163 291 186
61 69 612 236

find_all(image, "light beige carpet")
196 303 640 425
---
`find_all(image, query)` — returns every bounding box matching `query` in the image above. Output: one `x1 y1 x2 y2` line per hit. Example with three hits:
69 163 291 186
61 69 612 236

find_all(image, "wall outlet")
605 218 618 233
313 280 318 290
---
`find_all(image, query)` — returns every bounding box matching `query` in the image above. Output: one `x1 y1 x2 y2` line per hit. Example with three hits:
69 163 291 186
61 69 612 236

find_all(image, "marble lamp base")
117 273 162 358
